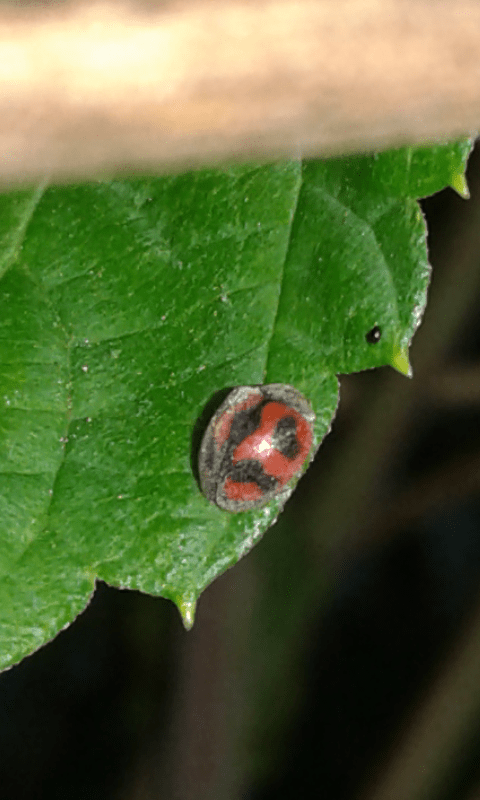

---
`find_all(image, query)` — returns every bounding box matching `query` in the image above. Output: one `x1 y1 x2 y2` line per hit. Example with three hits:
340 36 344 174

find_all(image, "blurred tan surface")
0 0 479 184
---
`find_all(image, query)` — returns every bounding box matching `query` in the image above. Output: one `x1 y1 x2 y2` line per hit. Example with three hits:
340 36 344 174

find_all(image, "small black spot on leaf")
366 325 382 344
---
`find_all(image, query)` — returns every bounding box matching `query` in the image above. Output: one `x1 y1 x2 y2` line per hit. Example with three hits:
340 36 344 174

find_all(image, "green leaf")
0 140 472 668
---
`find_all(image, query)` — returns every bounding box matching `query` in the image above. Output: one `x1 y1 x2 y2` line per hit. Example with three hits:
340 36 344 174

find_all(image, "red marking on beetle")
232 402 312 487
223 476 264 501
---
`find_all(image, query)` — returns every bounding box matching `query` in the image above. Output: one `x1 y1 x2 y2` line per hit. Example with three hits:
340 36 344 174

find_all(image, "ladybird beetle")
198 384 315 512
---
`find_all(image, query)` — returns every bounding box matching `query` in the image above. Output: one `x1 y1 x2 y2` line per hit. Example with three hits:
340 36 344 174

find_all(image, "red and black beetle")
198 383 315 512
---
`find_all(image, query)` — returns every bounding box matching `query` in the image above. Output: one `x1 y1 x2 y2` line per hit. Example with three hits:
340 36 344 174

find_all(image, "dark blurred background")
2 143 480 800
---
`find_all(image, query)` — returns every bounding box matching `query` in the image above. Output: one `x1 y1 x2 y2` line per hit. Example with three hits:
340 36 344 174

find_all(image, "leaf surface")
0 140 472 668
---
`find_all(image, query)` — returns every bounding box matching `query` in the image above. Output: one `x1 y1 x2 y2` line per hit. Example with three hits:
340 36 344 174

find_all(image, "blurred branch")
0 0 479 185
464 781 480 800
427 366 480 407
359 591 480 800
362 449 480 551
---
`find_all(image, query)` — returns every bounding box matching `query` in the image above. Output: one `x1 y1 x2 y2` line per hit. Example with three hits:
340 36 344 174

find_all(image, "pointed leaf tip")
392 346 413 378
178 596 196 630
450 171 470 199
